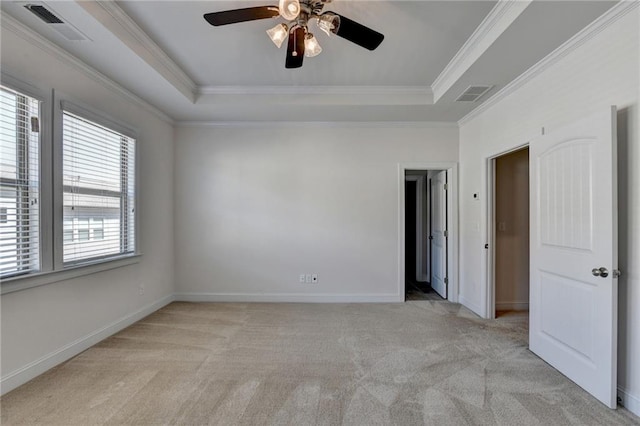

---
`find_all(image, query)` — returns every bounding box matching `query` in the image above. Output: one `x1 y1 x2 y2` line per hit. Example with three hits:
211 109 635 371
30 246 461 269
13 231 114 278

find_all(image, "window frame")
0 78 141 295
0 73 51 279
53 93 140 271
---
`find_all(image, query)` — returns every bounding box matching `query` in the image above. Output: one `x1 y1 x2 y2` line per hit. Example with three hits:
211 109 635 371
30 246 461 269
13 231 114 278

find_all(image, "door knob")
592 267 609 278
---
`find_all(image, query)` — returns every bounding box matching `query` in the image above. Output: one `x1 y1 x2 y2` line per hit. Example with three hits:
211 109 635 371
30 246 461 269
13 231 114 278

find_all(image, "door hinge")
444 183 448 191
444 230 448 238
444 277 448 284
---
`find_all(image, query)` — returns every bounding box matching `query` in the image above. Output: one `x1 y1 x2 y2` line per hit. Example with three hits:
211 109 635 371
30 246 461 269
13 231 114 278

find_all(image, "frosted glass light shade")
279 0 300 21
304 33 322 57
317 13 340 37
266 23 288 48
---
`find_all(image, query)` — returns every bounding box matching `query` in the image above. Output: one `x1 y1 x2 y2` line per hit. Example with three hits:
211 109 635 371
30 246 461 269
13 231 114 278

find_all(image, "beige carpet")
1 301 638 425
404 281 443 301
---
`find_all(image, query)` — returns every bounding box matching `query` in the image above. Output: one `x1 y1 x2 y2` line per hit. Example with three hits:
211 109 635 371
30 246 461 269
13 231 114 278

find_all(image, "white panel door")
430 171 447 299
530 107 618 408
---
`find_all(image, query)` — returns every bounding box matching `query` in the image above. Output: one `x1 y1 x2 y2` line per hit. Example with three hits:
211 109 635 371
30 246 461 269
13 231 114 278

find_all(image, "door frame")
398 162 459 302
485 144 529 319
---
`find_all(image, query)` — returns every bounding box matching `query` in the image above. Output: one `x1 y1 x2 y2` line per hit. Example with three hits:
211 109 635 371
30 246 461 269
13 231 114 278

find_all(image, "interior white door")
430 171 447 299
530 107 618 408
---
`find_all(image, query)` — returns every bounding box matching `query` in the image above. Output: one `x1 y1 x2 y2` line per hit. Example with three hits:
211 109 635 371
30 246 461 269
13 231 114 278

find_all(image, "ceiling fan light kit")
304 33 322 57
204 0 384 69
279 0 301 21
267 23 288 48
316 13 340 37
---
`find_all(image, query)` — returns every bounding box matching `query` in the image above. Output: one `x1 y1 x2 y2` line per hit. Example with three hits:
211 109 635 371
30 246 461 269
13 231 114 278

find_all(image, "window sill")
0 254 142 295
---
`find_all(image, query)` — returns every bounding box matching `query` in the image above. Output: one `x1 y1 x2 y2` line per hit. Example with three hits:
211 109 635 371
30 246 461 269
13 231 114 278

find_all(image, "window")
77 219 90 241
63 220 73 243
62 111 135 264
0 80 139 292
92 218 104 240
0 86 40 278
62 218 105 243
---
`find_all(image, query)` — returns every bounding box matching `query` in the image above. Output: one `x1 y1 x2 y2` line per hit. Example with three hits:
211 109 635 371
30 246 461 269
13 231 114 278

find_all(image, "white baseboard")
618 386 640 416
0 294 175 396
458 295 483 317
495 301 529 311
174 292 403 303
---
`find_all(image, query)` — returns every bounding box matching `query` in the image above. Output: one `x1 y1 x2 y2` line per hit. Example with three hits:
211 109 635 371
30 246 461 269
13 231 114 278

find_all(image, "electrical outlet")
305 274 312 283
138 283 145 295
311 274 318 283
299 274 306 283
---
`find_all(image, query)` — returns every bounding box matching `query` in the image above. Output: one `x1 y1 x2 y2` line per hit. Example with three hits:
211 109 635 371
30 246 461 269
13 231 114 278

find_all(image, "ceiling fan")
203 0 384 69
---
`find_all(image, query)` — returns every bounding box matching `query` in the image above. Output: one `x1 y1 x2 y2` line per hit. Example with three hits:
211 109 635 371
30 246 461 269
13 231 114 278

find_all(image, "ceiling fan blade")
335 14 384 51
204 6 279 26
285 26 305 69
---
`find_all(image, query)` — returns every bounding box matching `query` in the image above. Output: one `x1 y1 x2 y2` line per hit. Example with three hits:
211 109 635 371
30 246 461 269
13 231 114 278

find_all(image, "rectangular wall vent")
455 85 494 102
24 4 63 24
23 3 88 41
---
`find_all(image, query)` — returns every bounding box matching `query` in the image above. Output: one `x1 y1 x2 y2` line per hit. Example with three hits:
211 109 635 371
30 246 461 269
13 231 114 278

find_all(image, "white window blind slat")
62 111 135 264
0 86 41 278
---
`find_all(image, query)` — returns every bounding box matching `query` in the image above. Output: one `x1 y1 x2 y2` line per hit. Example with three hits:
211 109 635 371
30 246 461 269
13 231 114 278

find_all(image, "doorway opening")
483 110 619 407
488 147 530 325
404 169 448 301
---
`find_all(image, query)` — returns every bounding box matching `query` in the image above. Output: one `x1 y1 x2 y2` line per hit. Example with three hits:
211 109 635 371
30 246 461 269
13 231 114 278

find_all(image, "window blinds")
62 111 135 264
0 86 41 278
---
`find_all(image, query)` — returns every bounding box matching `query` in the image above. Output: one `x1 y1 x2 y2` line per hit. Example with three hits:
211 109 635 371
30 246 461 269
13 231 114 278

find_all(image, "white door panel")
530 107 618 408
539 271 596 359
431 171 447 299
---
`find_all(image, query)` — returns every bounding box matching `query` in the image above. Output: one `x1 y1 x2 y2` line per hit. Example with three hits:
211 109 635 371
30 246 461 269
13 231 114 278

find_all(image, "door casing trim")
486 144 530 319
398 162 459 302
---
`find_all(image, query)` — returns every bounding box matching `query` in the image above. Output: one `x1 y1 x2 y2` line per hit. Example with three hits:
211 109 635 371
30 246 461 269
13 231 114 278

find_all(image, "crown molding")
198 86 431 96
1 13 174 124
458 0 639 127
79 0 197 103
431 0 533 103
175 121 458 129
197 85 434 106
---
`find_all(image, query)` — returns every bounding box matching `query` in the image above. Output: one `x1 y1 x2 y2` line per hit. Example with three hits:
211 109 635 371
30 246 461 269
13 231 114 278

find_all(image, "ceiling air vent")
24 3 88 41
455 85 494 102
25 4 62 24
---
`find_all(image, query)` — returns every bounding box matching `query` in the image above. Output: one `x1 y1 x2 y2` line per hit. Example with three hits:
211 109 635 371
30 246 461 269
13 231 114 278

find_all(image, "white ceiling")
118 1 497 87
0 0 617 122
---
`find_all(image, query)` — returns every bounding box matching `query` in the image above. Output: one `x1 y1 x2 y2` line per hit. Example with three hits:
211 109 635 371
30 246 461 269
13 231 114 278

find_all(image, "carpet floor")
405 281 443 301
1 301 638 425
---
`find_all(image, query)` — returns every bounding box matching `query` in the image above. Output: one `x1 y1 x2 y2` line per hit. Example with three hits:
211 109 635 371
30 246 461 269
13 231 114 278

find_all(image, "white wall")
0 25 175 392
459 7 639 412
174 125 458 302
